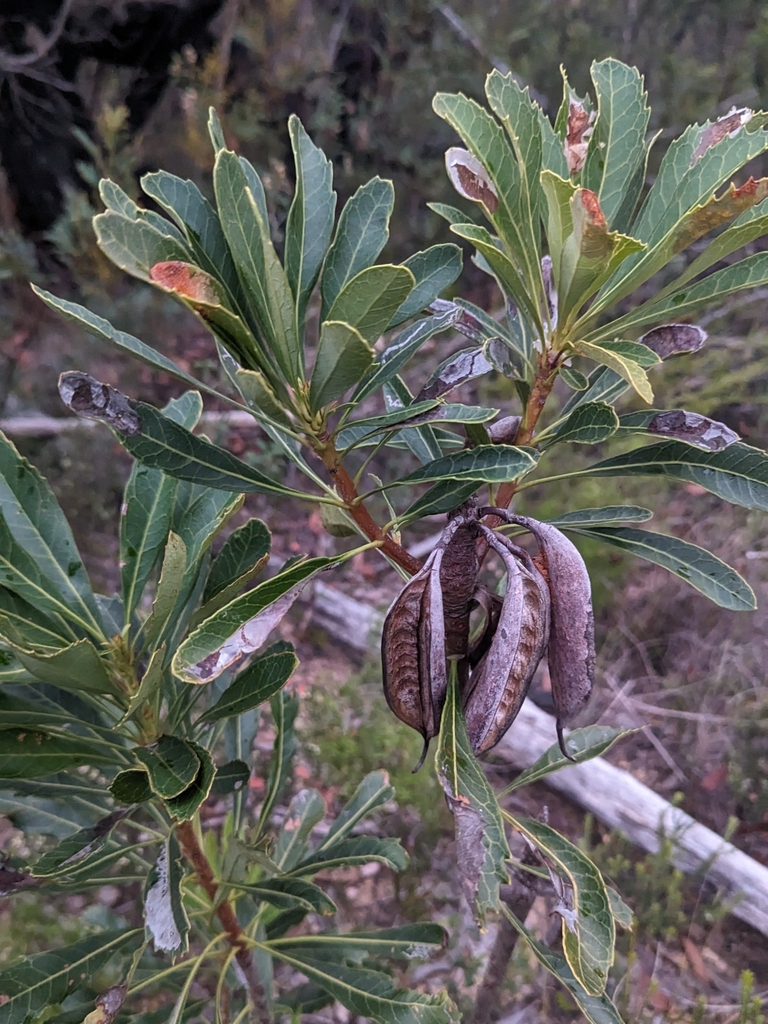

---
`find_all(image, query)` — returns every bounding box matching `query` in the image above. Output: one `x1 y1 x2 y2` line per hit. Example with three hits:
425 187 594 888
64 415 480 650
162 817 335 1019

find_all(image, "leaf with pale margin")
320 770 395 849
231 877 335 915
263 947 460 1024
573 340 653 403
144 834 190 955
198 642 297 723
582 59 651 229
140 170 245 312
285 115 337 332
115 400 309 500
546 506 652 528
511 816 614 995
175 555 341 682
5 637 115 696
310 321 374 410
571 525 755 610
0 731 122 778
618 409 739 452
164 741 216 821
274 788 327 871
135 735 201 799
436 672 510 924
33 287 228 402
582 439 768 511
287 836 409 877
390 245 463 327
544 402 619 446
382 378 442 465
400 480 480 522
257 689 299 837
500 726 632 794
31 810 125 877
0 930 141 1024
0 431 103 638
394 444 538 486
272 923 447 958
211 759 250 795
327 266 415 345
354 308 462 402
321 177 394 318
504 907 624 1024
94 210 191 282
203 518 271 602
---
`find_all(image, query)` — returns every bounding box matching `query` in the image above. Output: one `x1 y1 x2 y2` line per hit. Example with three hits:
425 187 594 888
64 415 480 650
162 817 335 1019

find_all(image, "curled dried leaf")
564 97 595 175
639 323 706 358
487 415 522 444
150 261 222 304
59 371 141 435
648 410 738 452
445 147 499 213
416 349 493 401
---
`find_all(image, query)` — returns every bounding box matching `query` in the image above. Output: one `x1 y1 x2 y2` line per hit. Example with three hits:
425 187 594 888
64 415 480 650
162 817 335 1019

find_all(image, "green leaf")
320 770 395 848
234 368 294 427
433 91 541 311
401 480 480 522
143 531 188 646
110 769 152 804
120 464 177 622
32 288 228 402
546 506 652 528
560 367 590 391
117 400 307 499
94 210 191 281
203 518 270 603
321 177 394 318
583 439 768 511
500 726 632 794
144 834 190 955
0 646 33 683
213 149 300 381
354 308 462 402
436 671 510 924
541 170 577 291
0 431 103 639
288 836 409 877
382 378 443 464
139 170 245 311
285 115 336 332
395 444 538 486
390 245 463 327
327 266 415 344
207 107 226 153
257 689 299 836
134 735 201 799
510 816 614 995
31 810 125 877
582 60 651 229
572 340 653 403
426 201 476 226
544 402 619 446
7 637 115 696
449 222 541 330
504 908 625 1024
198 642 297 723
0 774 111 838
309 321 374 410
272 923 447 957
264 948 460 1024
211 759 250 795
0 730 122 779
231 876 335 915
0 930 141 1024
164 741 216 821
274 787 327 870
572 525 756 611
174 555 340 683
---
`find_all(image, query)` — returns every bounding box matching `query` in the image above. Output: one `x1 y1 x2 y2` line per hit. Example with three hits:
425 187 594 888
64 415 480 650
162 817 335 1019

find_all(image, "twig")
176 821 272 1024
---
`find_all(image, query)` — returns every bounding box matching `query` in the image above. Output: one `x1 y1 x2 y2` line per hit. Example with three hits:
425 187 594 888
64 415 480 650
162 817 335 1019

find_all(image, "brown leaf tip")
445 147 499 213
577 188 607 229
150 261 220 305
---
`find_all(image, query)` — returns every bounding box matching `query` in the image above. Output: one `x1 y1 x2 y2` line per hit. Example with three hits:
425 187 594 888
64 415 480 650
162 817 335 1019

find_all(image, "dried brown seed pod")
462 527 550 754
440 520 479 660
483 511 595 756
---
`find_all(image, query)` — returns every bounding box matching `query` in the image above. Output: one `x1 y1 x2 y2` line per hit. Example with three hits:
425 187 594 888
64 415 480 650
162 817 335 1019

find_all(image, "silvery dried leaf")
59 371 141 435
445 147 499 213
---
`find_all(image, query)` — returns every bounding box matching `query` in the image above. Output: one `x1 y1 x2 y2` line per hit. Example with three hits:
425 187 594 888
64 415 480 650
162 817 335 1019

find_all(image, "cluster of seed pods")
381 503 595 766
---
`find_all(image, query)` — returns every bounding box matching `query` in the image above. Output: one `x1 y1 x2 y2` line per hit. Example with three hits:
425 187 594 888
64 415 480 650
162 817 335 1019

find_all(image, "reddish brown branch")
176 821 272 1024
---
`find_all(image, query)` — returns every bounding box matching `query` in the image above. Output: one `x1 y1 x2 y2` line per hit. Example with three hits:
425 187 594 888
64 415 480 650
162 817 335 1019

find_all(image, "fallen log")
308 577 768 939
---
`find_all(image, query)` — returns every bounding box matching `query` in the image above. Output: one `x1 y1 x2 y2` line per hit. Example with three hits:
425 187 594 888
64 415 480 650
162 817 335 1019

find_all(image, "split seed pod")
489 512 595 755
381 519 467 766
462 527 550 754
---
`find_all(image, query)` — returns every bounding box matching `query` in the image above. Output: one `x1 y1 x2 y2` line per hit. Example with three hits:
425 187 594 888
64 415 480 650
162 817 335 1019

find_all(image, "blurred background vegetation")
3 1 768 1016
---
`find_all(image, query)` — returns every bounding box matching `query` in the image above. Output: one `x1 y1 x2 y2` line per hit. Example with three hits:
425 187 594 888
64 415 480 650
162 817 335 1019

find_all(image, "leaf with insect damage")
618 409 738 451
445 148 499 214
144 834 190 955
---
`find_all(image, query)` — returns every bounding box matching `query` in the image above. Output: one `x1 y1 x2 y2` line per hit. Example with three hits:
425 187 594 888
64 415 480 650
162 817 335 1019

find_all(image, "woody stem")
176 820 272 1024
